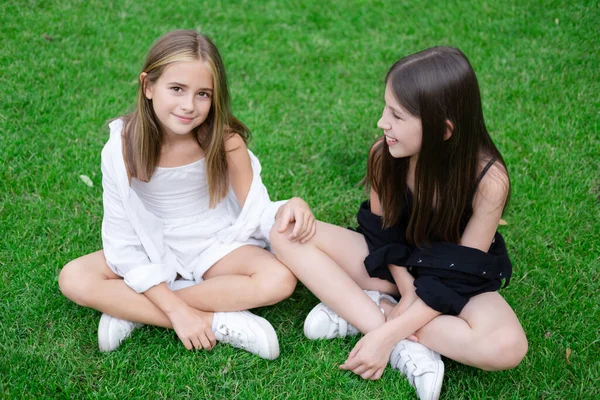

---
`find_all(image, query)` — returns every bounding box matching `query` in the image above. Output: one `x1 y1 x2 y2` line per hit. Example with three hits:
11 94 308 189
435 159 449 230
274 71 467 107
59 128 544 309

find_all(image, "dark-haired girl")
271 47 527 400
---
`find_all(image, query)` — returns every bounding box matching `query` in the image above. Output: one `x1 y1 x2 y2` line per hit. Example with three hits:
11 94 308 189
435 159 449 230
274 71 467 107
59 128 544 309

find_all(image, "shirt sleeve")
100 137 175 293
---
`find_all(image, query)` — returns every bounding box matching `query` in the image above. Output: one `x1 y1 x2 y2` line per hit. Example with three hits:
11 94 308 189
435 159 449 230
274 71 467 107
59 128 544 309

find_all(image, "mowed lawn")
1 0 598 399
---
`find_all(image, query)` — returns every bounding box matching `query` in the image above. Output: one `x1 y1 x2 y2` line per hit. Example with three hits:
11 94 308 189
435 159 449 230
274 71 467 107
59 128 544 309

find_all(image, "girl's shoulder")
473 157 509 211
224 131 248 152
102 118 127 166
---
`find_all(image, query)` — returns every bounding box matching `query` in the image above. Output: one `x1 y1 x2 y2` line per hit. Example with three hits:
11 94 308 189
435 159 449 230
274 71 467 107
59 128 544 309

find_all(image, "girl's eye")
171 86 183 93
392 112 402 120
198 91 211 98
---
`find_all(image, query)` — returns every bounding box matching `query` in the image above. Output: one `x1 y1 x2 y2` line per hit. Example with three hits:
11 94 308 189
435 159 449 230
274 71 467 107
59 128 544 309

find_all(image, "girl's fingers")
302 212 311 236
277 207 291 232
352 364 369 377
302 222 317 243
207 329 217 347
290 212 304 240
348 343 360 359
339 357 355 370
371 367 385 380
340 353 360 371
296 212 310 241
182 338 193 350
198 333 212 350
360 368 376 380
189 336 202 350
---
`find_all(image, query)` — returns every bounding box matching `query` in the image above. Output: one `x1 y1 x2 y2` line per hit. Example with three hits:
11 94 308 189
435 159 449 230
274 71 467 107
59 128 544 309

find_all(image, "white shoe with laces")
98 313 144 352
303 290 398 340
389 339 444 400
213 311 280 360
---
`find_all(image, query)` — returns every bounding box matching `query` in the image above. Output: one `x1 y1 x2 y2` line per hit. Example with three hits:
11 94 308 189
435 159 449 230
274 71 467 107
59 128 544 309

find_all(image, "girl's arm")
460 162 509 252
225 133 316 243
225 133 253 208
101 144 177 294
371 187 417 319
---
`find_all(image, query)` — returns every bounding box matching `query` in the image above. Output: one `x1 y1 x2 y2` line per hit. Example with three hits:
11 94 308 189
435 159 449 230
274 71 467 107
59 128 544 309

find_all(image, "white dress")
101 118 286 293
130 158 266 282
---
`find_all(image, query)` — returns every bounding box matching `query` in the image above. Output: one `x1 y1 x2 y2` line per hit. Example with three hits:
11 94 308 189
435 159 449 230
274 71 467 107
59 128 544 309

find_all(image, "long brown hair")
366 47 510 247
122 30 249 207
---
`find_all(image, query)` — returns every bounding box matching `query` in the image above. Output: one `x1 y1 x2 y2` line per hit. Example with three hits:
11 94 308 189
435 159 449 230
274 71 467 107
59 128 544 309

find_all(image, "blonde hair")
123 30 249 207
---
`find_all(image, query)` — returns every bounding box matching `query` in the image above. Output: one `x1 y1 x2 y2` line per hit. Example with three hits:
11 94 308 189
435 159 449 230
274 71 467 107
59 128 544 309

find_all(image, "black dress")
355 160 512 316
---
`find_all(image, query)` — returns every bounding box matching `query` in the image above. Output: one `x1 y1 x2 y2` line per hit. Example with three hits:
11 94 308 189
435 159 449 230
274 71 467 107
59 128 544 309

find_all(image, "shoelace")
217 324 250 349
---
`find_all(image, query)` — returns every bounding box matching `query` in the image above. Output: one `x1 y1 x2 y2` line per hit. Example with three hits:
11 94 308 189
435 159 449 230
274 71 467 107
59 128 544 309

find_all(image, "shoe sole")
429 360 444 400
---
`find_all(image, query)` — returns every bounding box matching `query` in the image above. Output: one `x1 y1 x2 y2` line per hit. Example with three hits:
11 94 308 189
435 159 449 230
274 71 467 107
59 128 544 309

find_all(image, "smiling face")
377 84 423 161
144 60 213 138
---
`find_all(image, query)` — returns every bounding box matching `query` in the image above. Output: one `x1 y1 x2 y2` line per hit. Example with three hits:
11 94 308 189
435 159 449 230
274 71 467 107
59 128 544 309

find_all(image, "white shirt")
101 119 286 293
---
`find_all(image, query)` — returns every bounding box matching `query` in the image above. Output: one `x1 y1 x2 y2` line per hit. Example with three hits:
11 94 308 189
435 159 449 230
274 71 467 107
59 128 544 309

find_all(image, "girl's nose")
377 117 390 131
180 96 194 112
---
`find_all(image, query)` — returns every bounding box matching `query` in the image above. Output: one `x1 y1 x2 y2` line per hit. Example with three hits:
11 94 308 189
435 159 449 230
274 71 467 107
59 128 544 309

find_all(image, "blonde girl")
59 30 315 360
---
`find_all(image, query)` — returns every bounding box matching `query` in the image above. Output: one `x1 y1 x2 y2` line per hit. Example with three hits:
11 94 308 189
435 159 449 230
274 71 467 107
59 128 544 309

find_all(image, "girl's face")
144 60 213 138
377 84 422 161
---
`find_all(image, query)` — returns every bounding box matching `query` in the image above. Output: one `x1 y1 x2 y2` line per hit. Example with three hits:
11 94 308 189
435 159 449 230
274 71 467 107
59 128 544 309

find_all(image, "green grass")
1 0 599 398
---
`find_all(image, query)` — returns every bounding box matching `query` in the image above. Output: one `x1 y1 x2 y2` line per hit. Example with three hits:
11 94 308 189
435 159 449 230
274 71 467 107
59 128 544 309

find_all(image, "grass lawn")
1 0 598 398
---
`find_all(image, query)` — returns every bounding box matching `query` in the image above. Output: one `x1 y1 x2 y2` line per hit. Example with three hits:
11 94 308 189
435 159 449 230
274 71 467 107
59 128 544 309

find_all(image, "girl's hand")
386 291 418 322
276 197 316 243
339 328 395 380
167 305 216 351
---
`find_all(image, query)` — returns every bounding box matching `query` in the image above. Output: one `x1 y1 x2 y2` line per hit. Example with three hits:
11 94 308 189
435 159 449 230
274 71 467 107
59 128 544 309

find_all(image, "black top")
355 158 513 315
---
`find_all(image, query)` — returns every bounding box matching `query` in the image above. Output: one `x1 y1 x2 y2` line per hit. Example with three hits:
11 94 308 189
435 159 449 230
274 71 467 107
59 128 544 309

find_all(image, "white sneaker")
98 313 143 352
389 340 444 400
213 311 280 360
303 290 398 340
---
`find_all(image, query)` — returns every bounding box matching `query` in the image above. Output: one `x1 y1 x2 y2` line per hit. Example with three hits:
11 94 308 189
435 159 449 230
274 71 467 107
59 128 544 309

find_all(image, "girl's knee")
268 224 294 254
58 259 90 306
258 264 297 305
479 329 528 371
59 256 110 307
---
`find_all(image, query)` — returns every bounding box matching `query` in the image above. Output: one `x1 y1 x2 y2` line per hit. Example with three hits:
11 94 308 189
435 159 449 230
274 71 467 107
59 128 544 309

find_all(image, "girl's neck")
161 130 197 147
158 130 204 168
406 155 418 191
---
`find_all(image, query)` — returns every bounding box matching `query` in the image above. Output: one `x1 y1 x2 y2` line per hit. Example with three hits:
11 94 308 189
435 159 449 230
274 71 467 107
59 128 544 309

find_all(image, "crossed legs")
270 220 527 370
58 245 297 329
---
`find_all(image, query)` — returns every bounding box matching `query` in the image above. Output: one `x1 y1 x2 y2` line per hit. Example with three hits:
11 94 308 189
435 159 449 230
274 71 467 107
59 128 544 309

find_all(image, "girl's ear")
140 72 152 100
444 120 454 141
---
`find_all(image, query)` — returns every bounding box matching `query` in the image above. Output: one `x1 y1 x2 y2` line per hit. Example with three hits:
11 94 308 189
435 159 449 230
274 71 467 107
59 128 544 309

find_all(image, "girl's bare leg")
415 291 528 370
270 220 397 334
58 245 297 326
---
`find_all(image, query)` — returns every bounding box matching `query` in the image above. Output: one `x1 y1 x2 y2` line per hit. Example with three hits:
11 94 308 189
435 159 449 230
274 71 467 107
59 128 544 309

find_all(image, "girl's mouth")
174 114 194 123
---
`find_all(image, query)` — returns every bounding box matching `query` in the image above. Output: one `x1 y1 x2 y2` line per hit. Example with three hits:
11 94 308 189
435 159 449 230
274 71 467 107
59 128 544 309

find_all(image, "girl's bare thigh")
272 220 397 294
62 250 119 281
203 245 288 279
